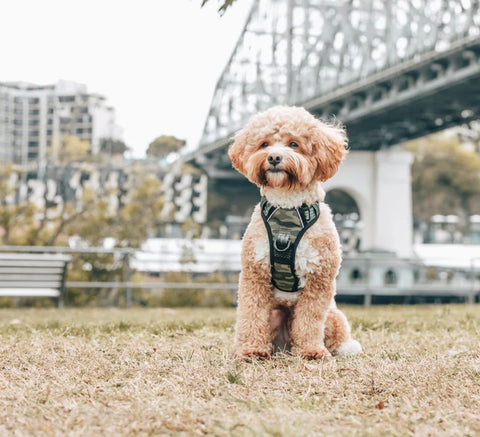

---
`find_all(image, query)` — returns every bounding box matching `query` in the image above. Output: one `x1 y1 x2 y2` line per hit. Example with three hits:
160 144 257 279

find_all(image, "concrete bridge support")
324 147 414 258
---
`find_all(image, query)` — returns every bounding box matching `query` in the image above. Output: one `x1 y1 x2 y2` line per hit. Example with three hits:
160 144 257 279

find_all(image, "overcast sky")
1 0 253 157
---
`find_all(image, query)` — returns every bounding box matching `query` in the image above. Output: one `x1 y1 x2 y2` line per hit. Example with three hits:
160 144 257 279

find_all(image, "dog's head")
228 106 348 190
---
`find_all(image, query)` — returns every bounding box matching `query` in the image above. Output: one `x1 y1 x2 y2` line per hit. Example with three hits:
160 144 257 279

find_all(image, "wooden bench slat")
0 260 69 268
0 274 63 281
0 254 70 260
0 288 60 297
0 267 64 274
0 281 65 288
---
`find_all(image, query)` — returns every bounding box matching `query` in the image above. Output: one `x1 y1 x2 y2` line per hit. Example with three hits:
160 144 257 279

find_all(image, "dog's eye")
260 142 269 148
289 141 299 148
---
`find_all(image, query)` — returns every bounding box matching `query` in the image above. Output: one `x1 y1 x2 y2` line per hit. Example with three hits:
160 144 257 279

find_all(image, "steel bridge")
188 0 480 170
175 0 480 256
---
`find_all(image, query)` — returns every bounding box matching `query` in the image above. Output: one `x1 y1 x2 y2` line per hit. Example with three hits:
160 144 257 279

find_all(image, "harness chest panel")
260 197 320 293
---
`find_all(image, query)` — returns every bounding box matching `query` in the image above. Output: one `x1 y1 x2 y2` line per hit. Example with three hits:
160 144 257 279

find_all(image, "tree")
0 164 167 306
100 174 164 248
404 133 480 224
0 164 165 247
49 135 91 164
100 138 129 156
146 135 185 159
201 0 238 14
66 172 165 305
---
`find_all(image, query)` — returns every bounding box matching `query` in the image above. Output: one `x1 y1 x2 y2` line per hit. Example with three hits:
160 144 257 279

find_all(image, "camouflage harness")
260 197 320 293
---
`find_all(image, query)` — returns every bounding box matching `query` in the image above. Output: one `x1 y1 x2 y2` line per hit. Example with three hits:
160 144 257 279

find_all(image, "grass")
0 305 479 436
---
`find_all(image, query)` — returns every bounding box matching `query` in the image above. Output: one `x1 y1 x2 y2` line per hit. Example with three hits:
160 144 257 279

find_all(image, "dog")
228 105 362 359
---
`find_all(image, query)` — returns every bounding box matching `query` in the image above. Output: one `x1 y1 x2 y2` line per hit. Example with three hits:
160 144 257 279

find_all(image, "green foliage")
405 133 480 221
114 174 164 247
65 253 125 307
0 164 166 307
201 0 238 14
99 138 129 156
180 162 202 175
0 165 165 249
142 272 236 308
181 217 202 239
49 135 91 164
146 135 185 158
62 173 165 306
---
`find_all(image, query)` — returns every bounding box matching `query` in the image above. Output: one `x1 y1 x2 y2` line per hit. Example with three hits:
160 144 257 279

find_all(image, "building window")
58 96 75 103
384 269 398 285
350 268 364 283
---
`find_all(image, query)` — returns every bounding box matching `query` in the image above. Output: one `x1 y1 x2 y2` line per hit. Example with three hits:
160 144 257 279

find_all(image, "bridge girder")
307 37 480 150
198 0 480 159
185 0 480 178
187 36 480 177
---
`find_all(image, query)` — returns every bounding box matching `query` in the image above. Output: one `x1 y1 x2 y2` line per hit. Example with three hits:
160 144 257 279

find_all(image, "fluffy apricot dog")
229 105 362 360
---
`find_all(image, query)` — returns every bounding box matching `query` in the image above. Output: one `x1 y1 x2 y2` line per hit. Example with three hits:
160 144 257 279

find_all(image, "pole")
124 252 132 308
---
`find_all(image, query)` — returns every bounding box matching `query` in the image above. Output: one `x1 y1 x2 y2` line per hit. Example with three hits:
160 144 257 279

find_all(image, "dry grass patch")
0 305 479 436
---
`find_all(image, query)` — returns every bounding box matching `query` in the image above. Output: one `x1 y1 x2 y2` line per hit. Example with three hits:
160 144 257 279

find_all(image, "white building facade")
0 80 122 166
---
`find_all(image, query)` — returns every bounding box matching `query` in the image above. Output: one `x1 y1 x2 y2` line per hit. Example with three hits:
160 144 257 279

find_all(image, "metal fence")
0 245 478 306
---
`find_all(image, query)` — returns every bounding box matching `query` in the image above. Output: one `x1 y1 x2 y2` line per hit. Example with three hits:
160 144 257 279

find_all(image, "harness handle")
274 233 291 251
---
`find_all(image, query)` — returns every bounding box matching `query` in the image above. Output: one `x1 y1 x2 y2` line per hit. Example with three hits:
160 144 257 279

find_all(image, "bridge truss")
200 0 480 150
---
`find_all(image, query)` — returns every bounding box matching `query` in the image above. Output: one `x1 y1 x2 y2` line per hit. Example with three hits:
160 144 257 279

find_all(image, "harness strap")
260 197 320 292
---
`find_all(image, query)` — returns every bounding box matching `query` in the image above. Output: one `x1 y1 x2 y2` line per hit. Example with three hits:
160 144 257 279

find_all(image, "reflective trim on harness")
260 197 320 293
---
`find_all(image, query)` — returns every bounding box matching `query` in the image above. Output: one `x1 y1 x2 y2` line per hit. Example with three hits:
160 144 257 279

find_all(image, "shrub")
139 271 237 308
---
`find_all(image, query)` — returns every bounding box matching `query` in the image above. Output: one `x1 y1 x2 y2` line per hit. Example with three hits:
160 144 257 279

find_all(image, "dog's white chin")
266 170 289 188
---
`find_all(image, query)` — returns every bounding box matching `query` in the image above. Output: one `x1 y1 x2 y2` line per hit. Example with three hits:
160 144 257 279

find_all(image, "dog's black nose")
268 154 282 166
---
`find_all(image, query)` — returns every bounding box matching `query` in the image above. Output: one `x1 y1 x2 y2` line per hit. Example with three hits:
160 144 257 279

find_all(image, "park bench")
0 253 70 307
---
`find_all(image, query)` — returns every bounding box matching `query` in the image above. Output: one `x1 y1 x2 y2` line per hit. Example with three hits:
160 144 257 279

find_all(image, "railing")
0 245 478 307
339 255 480 305
0 245 238 308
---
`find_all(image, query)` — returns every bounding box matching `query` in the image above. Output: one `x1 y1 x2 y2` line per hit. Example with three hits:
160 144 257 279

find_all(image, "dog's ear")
311 120 348 181
228 128 248 175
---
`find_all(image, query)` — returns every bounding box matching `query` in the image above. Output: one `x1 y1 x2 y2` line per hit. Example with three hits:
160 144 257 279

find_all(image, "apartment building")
0 80 122 166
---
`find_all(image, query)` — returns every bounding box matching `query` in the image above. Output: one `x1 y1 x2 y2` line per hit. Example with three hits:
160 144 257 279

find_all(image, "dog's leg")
290 281 333 360
234 275 275 359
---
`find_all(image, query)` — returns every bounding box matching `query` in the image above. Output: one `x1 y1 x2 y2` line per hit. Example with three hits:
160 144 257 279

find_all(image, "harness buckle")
274 233 291 252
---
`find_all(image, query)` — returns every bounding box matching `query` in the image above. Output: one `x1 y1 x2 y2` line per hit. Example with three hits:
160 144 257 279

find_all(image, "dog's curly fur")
229 105 362 359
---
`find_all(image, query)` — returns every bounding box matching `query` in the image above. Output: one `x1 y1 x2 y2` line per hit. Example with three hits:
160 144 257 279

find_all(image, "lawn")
0 305 479 436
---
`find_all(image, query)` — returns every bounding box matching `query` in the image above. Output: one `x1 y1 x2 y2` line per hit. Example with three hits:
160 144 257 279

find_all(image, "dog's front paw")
294 346 331 360
234 346 271 360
